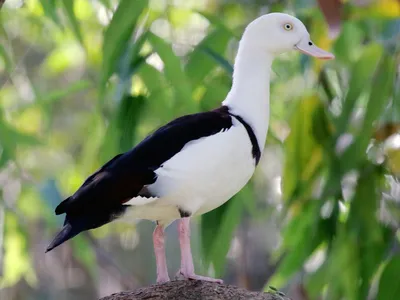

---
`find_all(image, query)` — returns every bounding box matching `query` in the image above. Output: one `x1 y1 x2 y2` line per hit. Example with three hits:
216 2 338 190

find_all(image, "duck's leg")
153 224 170 283
176 217 223 283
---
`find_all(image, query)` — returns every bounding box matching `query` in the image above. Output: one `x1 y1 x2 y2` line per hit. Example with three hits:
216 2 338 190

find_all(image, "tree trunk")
99 280 288 300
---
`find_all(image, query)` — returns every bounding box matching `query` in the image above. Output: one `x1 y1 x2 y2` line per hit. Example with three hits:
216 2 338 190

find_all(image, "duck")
46 12 334 283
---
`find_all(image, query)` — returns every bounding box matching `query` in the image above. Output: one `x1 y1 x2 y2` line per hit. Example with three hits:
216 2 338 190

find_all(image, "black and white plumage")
47 13 334 283
46 106 259 251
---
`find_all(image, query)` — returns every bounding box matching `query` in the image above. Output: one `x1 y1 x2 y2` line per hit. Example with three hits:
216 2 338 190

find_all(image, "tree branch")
99 280 289 300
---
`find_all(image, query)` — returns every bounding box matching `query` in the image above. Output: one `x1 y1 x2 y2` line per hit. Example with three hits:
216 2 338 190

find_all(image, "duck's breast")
147 119 257 215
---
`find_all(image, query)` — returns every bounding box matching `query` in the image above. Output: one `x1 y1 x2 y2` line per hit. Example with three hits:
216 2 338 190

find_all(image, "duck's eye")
284 23 293 31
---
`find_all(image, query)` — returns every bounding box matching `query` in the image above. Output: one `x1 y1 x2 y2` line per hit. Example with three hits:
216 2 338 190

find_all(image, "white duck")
46 13 334 283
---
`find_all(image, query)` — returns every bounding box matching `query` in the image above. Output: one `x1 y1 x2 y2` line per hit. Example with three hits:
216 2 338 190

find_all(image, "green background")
0 0 399 299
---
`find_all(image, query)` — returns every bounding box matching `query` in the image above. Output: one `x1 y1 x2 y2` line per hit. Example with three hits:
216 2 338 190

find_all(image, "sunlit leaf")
101 0 148 93
137 63 165 94
341 53 396 170
282 95 324 202
356 0 400 18
0 116 41 169
386 147 400 175
61 0 84 45
186 28 234 86
168 7 192 28
137 63 175 122
147 32 194 114
18 188 50 220
38 0 61 26
114 34 149 102
335 44 383 134
196 11 239 37
0 213 36 287
333 22 363 63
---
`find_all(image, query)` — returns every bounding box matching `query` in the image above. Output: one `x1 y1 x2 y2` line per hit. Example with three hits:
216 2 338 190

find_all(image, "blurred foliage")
0 0 399 299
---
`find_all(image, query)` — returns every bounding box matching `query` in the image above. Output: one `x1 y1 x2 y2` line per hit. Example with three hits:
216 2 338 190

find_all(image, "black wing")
47 106 234 252
55 106 233 216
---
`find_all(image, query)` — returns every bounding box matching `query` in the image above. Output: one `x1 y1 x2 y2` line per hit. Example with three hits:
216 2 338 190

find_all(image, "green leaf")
138 63 166 94
335 44 383 134
200 47 233 75
147 32 194 113
79 115 106 172
201 185 250 276
377 255 400 300
346 168 380 298
0 44 12 73
99 94 146 162
137 63 175 121
116 95 146 152
307 227 361 300
345 167 393 299
341 54 396 170
101 0 148 93
282 95 324 202
196 12 239 38
359 54 396 139
332 233 359 300
199 80 230 111
61 0 84 45
38 0 61 26
0 117 41 169
348 166 380 241
185 28 233 86
12 130 42 146
268 201 323 289
19 80 91 113
0 213 36 287
358 225 392 300
312 102 334 151
333 22 363 64
98 0 112 10
114 35 149 102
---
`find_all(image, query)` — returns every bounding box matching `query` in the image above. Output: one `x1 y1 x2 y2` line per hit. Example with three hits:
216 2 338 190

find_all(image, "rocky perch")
100 280 289 300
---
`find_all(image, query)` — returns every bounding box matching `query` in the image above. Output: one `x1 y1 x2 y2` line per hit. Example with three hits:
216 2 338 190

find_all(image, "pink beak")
294 37 335 60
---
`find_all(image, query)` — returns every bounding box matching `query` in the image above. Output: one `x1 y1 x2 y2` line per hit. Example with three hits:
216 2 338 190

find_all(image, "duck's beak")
294 37 335 60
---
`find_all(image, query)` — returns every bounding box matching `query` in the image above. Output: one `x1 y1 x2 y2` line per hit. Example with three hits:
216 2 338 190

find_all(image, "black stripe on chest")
221 107 261 166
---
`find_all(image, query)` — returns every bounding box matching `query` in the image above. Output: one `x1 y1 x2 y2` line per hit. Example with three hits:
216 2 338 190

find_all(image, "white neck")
223 40 273 151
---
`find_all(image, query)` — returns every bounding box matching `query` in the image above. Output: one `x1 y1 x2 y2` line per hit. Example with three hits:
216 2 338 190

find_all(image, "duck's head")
243 13 334 60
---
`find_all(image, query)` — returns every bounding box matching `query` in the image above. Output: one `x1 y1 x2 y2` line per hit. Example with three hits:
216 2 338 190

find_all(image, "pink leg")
153 224 170 283
176 217 223 283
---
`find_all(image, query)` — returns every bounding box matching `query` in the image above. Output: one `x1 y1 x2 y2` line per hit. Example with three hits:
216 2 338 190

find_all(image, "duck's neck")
223 41 273 151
